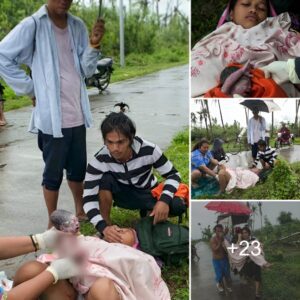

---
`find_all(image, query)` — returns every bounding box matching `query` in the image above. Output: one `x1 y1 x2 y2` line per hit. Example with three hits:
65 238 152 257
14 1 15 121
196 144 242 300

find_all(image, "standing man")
0 0 105 227
83 112 187 243
247 108 266 161
210 224 232 293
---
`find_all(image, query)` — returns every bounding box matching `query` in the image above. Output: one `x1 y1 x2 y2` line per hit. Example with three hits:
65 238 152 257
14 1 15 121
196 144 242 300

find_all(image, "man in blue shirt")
0 0 105 228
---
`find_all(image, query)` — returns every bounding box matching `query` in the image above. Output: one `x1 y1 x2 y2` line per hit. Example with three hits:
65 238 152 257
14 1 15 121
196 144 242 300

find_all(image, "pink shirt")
52 23 84 128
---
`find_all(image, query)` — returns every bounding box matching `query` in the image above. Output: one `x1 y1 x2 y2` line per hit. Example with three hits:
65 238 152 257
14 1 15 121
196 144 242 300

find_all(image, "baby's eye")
258 5 267 11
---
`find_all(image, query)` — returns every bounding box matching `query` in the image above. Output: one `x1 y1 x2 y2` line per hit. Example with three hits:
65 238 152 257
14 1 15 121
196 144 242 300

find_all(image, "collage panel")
0 1 189 299
191 98 300 200
191 0 300 99
191 201 300 300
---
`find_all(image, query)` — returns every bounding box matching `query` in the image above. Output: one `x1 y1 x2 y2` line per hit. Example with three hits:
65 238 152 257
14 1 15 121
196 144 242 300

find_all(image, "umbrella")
239 99 281 113
205 201 252 215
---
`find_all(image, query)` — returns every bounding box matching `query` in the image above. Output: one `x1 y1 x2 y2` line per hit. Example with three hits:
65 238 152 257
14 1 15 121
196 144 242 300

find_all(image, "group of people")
0 0 187 299
210 224 271 299
191 0 300 98
191 108 279 193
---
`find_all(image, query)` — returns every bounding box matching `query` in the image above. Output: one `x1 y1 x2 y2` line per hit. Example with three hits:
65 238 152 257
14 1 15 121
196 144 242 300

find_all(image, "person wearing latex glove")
0 228 64 259
0 228 80 299
260 58 300 84
1 258 79 300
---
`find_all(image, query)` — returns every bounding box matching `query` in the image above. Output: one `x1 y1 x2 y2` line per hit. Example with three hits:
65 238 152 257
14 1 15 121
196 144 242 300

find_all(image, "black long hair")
192 138 210 152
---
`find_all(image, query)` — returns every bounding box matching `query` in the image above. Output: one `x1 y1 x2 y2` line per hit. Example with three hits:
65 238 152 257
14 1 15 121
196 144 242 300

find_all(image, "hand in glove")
260 59 300 84
46 258 80 284
34 227 70 250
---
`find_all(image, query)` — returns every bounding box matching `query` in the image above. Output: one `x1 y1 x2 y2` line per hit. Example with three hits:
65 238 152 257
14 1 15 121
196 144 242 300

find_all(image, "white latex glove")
215 174 219 181
260 61 289 84
46 258 80 283
34 227 60 250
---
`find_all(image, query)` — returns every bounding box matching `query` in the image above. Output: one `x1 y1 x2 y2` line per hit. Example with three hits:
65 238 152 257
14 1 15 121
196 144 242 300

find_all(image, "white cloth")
247 116 266 145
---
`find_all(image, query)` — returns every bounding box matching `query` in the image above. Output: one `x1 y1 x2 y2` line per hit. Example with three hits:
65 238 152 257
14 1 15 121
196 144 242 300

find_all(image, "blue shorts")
38 125 86 191
212 257 230 283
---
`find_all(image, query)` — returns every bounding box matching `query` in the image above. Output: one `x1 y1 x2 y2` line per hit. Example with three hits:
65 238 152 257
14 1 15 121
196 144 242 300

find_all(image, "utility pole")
119 0 125 67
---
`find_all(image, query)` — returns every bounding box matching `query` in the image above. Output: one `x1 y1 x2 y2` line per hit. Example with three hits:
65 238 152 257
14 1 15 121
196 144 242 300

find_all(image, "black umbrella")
239 99 281 113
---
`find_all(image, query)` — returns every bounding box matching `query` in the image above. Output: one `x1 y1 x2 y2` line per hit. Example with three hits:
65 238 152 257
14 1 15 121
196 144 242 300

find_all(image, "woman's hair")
241 226 251 235
229 0 272 17
192 138 210 152
100 112 136 144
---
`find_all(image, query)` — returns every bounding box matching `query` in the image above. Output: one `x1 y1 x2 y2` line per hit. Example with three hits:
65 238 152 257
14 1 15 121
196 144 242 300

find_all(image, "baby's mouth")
246 15 258 22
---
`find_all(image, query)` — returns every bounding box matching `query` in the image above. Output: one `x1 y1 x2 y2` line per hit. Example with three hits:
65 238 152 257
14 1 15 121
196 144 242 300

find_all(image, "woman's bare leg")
85 278 120 300
13 261 77 300
191 169 202 188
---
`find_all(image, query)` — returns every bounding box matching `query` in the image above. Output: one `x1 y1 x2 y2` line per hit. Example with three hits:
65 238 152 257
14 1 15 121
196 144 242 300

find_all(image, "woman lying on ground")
13 210 171 300
191 0 300 98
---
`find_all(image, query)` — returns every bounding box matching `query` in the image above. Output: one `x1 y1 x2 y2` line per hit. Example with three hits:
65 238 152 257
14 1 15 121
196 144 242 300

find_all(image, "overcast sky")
191 201 300 240
191 99 299 128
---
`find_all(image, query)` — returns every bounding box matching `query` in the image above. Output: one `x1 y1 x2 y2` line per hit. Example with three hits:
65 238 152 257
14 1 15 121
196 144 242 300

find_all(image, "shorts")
212 257 231 283
99 173 187 216
38 125 86 191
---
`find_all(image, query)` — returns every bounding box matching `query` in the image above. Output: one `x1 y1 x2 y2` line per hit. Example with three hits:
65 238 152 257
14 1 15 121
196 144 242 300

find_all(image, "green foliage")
253 219 300 299
222 159 300 200
191 0 228 47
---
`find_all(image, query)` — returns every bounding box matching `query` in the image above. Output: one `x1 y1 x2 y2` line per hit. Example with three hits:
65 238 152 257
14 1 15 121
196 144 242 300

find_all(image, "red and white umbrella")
205 201 252 215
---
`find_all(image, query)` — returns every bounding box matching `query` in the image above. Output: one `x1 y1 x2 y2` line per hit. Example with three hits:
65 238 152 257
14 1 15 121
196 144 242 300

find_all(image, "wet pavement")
0 66 188 275
192 241 255 300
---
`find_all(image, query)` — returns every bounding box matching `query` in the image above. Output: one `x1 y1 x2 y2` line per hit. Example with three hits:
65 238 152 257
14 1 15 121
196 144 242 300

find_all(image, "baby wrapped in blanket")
191 13 300 97
38 210 171 300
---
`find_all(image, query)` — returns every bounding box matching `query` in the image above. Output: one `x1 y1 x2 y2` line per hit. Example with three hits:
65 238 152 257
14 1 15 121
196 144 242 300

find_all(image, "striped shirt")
83 136 181 233
253 146 277 167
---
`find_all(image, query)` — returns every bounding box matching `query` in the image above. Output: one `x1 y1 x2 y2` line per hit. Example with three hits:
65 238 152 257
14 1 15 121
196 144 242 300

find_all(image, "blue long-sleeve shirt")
0 5 100 137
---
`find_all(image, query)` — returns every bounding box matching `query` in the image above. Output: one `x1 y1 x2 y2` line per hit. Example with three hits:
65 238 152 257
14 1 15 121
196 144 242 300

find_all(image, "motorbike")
85 57 113 92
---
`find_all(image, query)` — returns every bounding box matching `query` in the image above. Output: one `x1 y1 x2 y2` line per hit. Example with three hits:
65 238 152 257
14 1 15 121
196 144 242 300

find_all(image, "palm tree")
191 112 197 128
258 202 263 230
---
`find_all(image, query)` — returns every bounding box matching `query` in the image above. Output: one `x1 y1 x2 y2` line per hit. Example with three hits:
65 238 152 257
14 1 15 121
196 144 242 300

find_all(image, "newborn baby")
51 209 138 248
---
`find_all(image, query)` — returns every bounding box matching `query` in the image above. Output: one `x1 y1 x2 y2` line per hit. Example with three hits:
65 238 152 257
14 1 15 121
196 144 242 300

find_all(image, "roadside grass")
257 221 300 299
80 129 189 300
2 47 188 112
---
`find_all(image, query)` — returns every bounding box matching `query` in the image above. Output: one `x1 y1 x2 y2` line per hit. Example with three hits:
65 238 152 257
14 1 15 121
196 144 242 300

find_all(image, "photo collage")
0 0 300 299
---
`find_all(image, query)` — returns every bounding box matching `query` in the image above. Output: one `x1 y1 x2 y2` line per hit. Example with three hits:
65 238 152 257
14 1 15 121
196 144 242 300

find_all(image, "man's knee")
14 261 47 286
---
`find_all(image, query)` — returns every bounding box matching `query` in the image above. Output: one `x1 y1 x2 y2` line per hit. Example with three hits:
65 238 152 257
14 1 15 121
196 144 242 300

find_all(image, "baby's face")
230 0 268 29
231 75 251 97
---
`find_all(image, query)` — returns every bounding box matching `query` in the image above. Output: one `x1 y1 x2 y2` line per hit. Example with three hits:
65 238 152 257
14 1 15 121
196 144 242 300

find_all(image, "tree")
277 211 293 225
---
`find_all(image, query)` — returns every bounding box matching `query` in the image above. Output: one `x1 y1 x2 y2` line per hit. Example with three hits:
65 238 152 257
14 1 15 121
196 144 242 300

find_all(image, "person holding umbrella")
247 108 266 160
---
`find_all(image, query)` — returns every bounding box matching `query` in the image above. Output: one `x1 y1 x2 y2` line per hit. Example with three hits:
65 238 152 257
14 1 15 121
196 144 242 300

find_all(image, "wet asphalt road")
0 65 188 274
192 241 256 300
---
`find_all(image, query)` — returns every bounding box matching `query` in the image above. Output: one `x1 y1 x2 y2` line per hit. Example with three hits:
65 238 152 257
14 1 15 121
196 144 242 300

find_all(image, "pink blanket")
225 168 259 193
38 236 171 300
191 13 300 97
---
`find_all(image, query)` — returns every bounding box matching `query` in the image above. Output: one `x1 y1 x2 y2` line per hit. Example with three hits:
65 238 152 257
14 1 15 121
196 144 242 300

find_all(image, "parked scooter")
85 57 113 92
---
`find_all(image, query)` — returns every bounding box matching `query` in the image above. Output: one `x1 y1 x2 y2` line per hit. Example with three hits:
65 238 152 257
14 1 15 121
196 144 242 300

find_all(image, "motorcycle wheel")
98 72 111 92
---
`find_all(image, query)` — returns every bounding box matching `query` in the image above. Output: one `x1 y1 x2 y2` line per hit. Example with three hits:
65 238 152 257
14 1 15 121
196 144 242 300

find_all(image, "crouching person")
83 112 187 243
251 139 277 180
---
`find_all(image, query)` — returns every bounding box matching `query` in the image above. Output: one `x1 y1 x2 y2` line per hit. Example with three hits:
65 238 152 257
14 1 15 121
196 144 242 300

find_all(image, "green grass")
2 47 188 112
80 129 189 299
